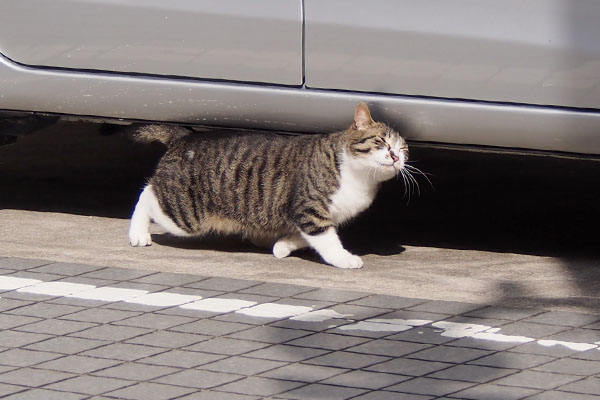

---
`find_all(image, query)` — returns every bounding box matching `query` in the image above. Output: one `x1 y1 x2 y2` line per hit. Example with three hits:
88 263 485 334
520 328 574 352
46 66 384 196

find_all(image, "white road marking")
1 274 598 353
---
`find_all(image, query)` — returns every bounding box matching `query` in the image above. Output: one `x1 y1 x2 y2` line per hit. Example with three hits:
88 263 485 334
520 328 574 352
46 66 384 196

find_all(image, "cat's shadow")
151 233 405 261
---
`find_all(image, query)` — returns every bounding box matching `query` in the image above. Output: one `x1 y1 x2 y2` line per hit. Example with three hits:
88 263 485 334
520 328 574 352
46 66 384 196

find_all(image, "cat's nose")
390 151 400 163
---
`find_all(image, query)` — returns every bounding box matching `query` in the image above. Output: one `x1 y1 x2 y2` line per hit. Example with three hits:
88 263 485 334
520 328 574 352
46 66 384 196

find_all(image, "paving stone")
445 336 526 352
243 344 329 362
25 336 108 354
523 311 600 327
346 339 431 358
365 358 453 376
493 370 581 390
570 349 600 361
321 369 411 389
106 382 197 400
406 300 485 315
17 318 96 335
277 383 367 399
374 309 450 323
542 328 600 344
0 314 42 330
492 321 569 338
36 355 122 374
532 357 600 375
139 349 225 368
464 306 543 321
0 299 33 312
349 294 427 310
449 383 541 400
28 262 104 276
185 277 262 292
429 364 518 383
407 345 492 364
214 376 303 396
183 337 270 356
0 384 25 397
153 369 243 389
322 304 393 322
0 258 50 270
200 356 286 375
239 282 315 298
441 315 511 328
226 326 312 344
62 308 141 323
294 288 369 303
114 313 197 330
0 348 62 367
385 377 474 396
303 351 390 369
0 367 74 387
132 272 206 287
468 351 555 369
6 302 83 319
260 363 348 383
584 320 600 330
351 392 433 400
1 330 52 348
46 375 134 395
178 391 260 400
286 332 370 351
557 376 600 395
81 343 167 361
172 319 253 336
2 389 88 400
269 315 351 332
79 268 155 281
93 362 180 381
386 327 457 345
71 324 152 341
125 330 209 348
524 391 600 400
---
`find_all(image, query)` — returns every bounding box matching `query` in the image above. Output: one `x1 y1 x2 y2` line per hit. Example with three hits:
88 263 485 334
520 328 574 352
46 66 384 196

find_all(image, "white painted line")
125 292 202 307
181 298 256 313
18 282 95 296
0 276 42 290
291 309 351 322
1 274 599 354
537 339 598 352
67 287 148 302
237 303 312 318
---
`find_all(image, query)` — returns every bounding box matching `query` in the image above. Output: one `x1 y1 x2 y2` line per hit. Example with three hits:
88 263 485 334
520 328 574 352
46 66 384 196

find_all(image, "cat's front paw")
330 253 364 269
129 231 152 247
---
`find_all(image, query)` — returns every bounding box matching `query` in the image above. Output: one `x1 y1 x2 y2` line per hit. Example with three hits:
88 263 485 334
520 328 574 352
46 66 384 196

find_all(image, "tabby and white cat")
129 103 408 269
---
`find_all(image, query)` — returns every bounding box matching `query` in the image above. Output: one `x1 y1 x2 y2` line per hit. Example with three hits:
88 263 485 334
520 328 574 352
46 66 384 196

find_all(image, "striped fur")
130 103 408 268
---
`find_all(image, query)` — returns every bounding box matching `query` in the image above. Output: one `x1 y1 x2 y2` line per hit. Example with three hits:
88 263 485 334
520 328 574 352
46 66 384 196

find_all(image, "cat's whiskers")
405 164 434 189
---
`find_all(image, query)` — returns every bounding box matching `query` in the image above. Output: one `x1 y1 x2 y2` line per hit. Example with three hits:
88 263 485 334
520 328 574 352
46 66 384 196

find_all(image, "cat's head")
346 102 408 180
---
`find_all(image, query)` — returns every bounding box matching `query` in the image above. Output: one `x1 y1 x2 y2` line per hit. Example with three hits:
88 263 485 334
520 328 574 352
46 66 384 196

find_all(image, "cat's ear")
353 102 374 131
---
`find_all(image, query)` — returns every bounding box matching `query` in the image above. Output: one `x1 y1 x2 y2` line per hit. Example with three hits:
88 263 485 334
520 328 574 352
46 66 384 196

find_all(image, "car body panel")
1 53 599 155
306 0 600 109
0 0 303 85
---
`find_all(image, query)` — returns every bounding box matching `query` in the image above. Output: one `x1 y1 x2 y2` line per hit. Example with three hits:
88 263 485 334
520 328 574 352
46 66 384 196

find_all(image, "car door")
0 0 303 85
305 0 600 109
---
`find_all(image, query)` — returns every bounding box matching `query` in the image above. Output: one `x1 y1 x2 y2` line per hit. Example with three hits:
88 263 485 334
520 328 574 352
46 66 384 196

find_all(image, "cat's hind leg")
129 185 188 246
273 234 308 258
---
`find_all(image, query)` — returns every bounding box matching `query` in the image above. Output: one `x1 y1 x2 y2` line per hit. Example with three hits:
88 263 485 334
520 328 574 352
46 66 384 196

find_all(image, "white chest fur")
329 153 379 225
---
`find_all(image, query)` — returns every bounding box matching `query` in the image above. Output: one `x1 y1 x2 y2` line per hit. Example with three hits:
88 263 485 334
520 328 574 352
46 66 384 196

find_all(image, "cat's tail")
134 125 190 146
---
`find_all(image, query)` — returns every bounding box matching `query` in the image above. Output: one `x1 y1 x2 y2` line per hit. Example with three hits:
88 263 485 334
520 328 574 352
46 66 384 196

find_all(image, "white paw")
330 253 363 269
273 241 292 258
129 231 152 247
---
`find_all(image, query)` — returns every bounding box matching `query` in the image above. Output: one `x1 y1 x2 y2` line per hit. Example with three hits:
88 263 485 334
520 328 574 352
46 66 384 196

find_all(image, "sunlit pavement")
1 257 599 399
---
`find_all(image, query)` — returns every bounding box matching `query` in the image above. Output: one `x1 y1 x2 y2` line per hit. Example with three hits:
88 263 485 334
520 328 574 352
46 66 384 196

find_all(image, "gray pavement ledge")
0 257 599 400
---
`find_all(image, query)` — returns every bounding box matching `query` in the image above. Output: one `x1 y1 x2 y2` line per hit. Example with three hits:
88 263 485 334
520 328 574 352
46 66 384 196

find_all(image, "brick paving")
0 257 599 399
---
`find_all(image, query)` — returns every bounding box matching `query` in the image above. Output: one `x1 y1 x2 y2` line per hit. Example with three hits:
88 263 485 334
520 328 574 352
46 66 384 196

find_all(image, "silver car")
1 0 599 155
